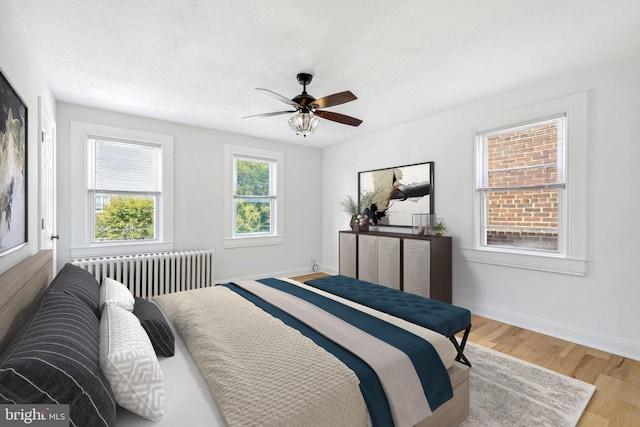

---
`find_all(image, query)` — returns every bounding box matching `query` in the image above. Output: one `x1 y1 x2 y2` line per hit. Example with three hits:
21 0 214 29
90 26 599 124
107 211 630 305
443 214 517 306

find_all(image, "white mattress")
115 316 227 427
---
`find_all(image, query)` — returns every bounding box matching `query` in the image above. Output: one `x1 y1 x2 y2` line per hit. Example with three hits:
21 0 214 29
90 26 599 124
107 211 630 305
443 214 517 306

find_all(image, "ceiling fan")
243 73 363 137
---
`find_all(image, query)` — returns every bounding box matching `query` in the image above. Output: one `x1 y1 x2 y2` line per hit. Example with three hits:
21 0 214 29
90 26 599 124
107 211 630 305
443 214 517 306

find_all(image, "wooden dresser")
339 230 452 303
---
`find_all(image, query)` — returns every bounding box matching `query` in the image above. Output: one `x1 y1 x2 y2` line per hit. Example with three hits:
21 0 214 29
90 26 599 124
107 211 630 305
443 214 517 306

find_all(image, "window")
88 138 161 243
95 195 111 212
464 92 588 276
224 145 284 248
477 115 565 253
70 122 174 258
233 156 275 236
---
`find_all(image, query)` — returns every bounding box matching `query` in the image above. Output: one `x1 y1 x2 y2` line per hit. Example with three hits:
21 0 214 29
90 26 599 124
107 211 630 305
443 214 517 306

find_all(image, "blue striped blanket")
220 278 452 427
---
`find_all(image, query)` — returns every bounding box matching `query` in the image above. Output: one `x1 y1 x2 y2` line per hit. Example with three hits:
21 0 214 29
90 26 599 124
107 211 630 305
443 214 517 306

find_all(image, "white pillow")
100 304 165 421
100 277 135 311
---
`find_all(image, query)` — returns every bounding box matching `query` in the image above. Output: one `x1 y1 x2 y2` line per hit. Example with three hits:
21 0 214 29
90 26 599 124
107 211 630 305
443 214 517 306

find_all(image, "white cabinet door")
403 238 430 297
377 236 400 289
339 233 357 277
358 234 378 283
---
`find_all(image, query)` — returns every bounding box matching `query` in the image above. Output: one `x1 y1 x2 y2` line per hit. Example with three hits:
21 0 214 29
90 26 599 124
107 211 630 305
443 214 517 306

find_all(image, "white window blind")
89 138 161 193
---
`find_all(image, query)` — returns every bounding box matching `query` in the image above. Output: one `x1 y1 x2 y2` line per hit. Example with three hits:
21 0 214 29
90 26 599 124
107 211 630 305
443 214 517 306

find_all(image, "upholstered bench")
305 275 472 366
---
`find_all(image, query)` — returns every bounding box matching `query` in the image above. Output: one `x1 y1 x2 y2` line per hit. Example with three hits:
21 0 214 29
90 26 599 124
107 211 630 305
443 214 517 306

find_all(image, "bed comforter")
153 279 456 427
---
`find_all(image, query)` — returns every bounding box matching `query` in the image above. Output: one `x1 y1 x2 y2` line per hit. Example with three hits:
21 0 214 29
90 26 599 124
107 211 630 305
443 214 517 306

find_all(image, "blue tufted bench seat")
305 275 472 366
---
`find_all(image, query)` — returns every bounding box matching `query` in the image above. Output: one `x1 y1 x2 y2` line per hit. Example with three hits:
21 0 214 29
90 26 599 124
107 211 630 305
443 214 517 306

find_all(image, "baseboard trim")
323 266 339 275
457 299 640 361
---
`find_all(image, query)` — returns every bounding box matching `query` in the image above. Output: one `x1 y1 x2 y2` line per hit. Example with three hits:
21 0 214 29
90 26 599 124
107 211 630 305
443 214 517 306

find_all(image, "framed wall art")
0 69 28 256
358 161 434 227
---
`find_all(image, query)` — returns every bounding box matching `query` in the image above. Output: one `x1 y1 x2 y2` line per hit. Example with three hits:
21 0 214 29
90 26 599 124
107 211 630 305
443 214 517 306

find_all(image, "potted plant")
433 220 447 237
339 195 360 230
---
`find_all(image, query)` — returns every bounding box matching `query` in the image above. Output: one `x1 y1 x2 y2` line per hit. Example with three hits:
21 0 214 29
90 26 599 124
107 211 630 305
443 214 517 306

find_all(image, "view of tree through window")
234 157 273 234
95 195 155 241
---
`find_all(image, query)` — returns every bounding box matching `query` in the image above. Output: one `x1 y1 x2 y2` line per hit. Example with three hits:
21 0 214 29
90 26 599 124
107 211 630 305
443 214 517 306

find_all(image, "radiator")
72 250 215 298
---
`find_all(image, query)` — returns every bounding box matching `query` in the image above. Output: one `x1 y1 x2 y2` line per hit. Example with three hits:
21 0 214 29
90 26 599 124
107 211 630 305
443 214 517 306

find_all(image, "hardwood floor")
290 273 640 426
290 272 329 282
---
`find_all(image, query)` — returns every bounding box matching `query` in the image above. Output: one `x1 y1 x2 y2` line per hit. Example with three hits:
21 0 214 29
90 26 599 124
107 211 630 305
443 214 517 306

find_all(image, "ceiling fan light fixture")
288 112 319 137
246 73 361 135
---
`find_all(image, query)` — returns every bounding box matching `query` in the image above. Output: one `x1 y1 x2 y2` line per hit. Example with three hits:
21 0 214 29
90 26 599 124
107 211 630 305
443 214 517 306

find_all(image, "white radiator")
72 250 215 298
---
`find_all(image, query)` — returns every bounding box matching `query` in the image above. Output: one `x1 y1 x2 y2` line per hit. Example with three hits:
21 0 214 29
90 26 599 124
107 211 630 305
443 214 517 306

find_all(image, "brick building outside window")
477 115 565 253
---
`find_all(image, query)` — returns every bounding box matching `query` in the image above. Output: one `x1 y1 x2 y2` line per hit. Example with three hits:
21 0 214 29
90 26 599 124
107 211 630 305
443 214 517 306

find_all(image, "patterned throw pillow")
100 277 135 312
100 304 165 421
133 298 175 357
0 291 116 426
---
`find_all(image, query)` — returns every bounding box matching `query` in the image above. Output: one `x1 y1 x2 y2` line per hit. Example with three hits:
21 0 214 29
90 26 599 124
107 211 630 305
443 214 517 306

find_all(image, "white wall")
6 0 638 359
0 1 56 275
56 103 323 282
323 55 640 360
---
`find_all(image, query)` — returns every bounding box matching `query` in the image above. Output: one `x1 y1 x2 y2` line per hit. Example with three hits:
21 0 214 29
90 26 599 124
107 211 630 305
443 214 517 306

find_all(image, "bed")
0 251 470 427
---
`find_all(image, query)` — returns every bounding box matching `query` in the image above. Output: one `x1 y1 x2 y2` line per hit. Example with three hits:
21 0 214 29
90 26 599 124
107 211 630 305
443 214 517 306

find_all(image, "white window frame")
88 138 162 244
224 144 284 248
477 114 566 254
463 92 588 276
70 121 174 258
232 155 276 237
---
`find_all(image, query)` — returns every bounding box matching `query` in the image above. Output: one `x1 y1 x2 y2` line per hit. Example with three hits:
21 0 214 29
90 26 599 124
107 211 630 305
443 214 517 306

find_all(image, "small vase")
350 215 357 230
435 231 443 237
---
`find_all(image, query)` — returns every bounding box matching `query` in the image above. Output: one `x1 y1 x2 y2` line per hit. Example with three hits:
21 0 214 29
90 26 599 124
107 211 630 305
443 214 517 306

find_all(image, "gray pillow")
0 291 116 426
48 263 101 317
133 297 175 357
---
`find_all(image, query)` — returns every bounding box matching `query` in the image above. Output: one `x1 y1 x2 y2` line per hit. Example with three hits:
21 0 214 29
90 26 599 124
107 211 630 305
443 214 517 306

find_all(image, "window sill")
461 248 587 276
224 235 284 249
70 242 175 259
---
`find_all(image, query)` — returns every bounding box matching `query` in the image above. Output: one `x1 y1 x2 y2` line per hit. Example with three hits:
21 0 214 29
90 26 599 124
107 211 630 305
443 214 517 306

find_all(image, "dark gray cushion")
133 297 175 357
0 291 116 427
48 263 101 317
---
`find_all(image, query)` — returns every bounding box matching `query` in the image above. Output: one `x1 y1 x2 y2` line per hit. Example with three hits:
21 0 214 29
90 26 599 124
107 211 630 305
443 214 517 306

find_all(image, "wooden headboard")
0 250 53 353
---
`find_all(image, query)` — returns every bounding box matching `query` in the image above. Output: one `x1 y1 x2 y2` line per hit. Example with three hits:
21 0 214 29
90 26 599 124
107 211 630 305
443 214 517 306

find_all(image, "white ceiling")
16 0 640 147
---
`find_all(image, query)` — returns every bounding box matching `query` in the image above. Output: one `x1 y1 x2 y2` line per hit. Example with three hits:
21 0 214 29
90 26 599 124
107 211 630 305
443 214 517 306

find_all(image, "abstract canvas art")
358 161 434 227
0 69 28 256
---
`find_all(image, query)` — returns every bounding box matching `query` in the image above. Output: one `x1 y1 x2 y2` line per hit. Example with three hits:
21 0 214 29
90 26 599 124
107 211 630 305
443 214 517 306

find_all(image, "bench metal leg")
449 325 471 367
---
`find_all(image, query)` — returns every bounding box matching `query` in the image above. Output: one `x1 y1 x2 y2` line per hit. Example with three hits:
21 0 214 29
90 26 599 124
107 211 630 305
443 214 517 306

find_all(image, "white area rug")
461 342 595 427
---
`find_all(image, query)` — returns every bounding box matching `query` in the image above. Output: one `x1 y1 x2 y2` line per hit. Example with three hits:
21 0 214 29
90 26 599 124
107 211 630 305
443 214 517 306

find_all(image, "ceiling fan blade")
255 88 302 108
311 91 357 109
243 110 297 119
315 110 363 127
